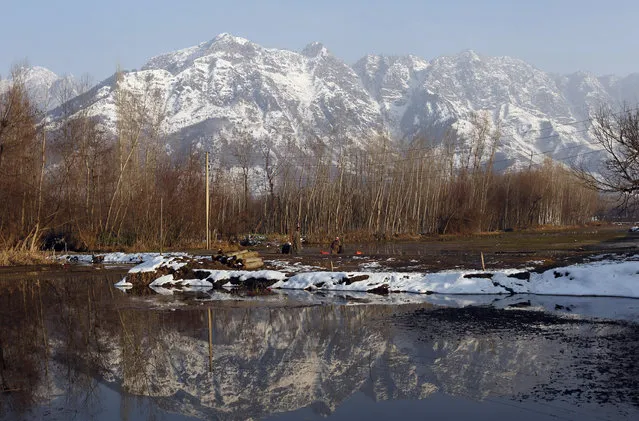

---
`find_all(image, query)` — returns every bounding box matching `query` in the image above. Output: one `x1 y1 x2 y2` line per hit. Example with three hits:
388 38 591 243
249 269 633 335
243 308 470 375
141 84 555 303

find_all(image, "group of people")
281 223 343 255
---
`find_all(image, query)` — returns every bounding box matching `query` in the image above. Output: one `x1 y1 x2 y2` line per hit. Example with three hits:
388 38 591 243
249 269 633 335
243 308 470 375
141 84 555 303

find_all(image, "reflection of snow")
19 288 638 421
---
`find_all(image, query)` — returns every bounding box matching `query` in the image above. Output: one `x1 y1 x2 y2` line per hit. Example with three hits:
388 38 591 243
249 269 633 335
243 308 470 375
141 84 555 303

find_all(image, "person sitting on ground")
330 236 342 255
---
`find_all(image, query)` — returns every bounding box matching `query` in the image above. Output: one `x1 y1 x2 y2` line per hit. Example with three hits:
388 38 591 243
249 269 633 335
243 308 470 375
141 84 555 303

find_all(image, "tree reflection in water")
0 274 637 420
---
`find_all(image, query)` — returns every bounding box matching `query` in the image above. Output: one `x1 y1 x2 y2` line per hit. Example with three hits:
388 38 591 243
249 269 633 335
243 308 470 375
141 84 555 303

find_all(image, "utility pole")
206 151 210 250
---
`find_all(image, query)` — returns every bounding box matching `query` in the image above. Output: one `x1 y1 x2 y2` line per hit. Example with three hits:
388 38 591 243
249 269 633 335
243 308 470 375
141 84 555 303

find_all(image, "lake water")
0 269 637 420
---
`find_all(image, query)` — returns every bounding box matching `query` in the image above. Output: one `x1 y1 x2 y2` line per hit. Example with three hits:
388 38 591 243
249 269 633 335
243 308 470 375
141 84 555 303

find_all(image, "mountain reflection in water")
0 273 637 421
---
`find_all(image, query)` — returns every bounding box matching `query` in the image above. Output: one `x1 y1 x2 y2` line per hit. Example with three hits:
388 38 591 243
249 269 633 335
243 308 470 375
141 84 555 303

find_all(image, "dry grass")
0 249 52 267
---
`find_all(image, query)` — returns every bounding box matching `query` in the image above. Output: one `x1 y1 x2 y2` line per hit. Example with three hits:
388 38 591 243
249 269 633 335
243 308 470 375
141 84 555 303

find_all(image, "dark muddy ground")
392 305 639 415
252 225 639 273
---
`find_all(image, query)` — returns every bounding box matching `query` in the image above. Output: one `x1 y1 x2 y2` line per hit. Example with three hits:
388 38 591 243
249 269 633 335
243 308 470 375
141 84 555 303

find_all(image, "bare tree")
0 65 40 247
104 70 166 243
228 129 256 213
575 105 639 209
0 66 36 172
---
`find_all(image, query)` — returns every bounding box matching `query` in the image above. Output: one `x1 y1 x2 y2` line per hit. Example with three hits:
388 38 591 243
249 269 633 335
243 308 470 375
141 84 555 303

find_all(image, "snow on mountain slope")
353 54 433 140
602 73 639 105
58 33 384 161
1 66 79 112
425 51 601 167
353 50 621 168
43 34 639 169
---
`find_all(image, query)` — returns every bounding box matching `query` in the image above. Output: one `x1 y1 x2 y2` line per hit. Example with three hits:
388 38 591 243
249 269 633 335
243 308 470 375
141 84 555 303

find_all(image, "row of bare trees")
198 110 599 240
248 120 598 240
0 68 43 249
0 67 602 251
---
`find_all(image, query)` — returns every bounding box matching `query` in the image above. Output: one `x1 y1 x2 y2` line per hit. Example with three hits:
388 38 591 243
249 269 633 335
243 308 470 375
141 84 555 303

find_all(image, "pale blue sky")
2 0 638 81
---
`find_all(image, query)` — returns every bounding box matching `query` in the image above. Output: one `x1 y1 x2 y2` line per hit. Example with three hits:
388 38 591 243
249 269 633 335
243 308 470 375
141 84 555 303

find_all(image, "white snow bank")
271 260 639 298
237 270 287 281
273 270 526 294
122 258 286 287
528 261 639 297
128 255 187 273
149 274 175 286
119 254 639 299
149 274 213 287
59 252 187 265
263 259 322 273
196 269 286 282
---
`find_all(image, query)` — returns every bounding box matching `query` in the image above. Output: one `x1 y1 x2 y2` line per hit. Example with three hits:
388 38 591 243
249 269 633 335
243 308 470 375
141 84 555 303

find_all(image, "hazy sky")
2 0 638 82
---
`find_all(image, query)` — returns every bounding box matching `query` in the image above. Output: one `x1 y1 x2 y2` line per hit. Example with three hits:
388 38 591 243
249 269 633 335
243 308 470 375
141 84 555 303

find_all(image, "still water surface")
0 270 637 420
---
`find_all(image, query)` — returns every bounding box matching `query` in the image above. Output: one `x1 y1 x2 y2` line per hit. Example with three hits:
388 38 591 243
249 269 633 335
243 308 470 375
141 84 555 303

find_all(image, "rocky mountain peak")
302 41 329 58
1 66 79 112
457 49 482 62
35 35 639 171
212 32 251 45
142 32 258 75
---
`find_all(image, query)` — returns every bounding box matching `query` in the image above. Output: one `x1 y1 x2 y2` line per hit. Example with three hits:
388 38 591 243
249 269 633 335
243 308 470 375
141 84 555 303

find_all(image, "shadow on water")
0 272 638 420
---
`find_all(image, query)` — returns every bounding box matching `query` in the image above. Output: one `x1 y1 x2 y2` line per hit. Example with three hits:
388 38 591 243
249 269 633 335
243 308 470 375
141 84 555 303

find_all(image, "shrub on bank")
0 249 51 266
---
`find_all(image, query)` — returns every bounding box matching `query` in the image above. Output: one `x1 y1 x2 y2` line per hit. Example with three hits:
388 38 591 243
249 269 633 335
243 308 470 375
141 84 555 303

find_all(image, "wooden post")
481 252 486 271
206 152 210 250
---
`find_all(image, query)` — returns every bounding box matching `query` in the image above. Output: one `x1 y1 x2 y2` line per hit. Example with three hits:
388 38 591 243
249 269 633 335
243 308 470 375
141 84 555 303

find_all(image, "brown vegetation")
0 249 51 266
0 71 602 253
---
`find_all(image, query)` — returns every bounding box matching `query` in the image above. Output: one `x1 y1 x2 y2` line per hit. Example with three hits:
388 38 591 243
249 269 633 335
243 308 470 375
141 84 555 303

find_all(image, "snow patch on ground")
271 260 639 298
129 255 188 274
359 261 382 270
117 253 639 299
58 252 187 265
262 259 323 273
194 269 287 283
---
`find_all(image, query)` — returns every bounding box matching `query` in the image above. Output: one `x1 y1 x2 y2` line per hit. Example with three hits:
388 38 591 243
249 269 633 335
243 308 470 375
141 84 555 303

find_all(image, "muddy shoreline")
394 305 639 410
255 226 639 273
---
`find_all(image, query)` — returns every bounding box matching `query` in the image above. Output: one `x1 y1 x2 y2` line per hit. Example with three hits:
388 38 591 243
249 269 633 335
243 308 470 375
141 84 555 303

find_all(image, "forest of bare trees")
0 67 602 252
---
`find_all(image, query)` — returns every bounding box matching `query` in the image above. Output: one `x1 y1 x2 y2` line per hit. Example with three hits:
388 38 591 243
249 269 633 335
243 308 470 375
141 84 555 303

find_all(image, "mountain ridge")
9 34 639 168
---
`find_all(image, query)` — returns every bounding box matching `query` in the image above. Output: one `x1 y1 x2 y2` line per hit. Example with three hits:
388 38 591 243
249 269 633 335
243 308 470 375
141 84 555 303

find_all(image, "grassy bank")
0 249 52 267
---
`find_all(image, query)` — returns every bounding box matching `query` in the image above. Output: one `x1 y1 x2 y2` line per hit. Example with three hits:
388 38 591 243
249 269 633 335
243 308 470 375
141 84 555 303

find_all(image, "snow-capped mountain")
355 50 639 168
50 33 384 160
41 34 639 168
0 66 79 112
